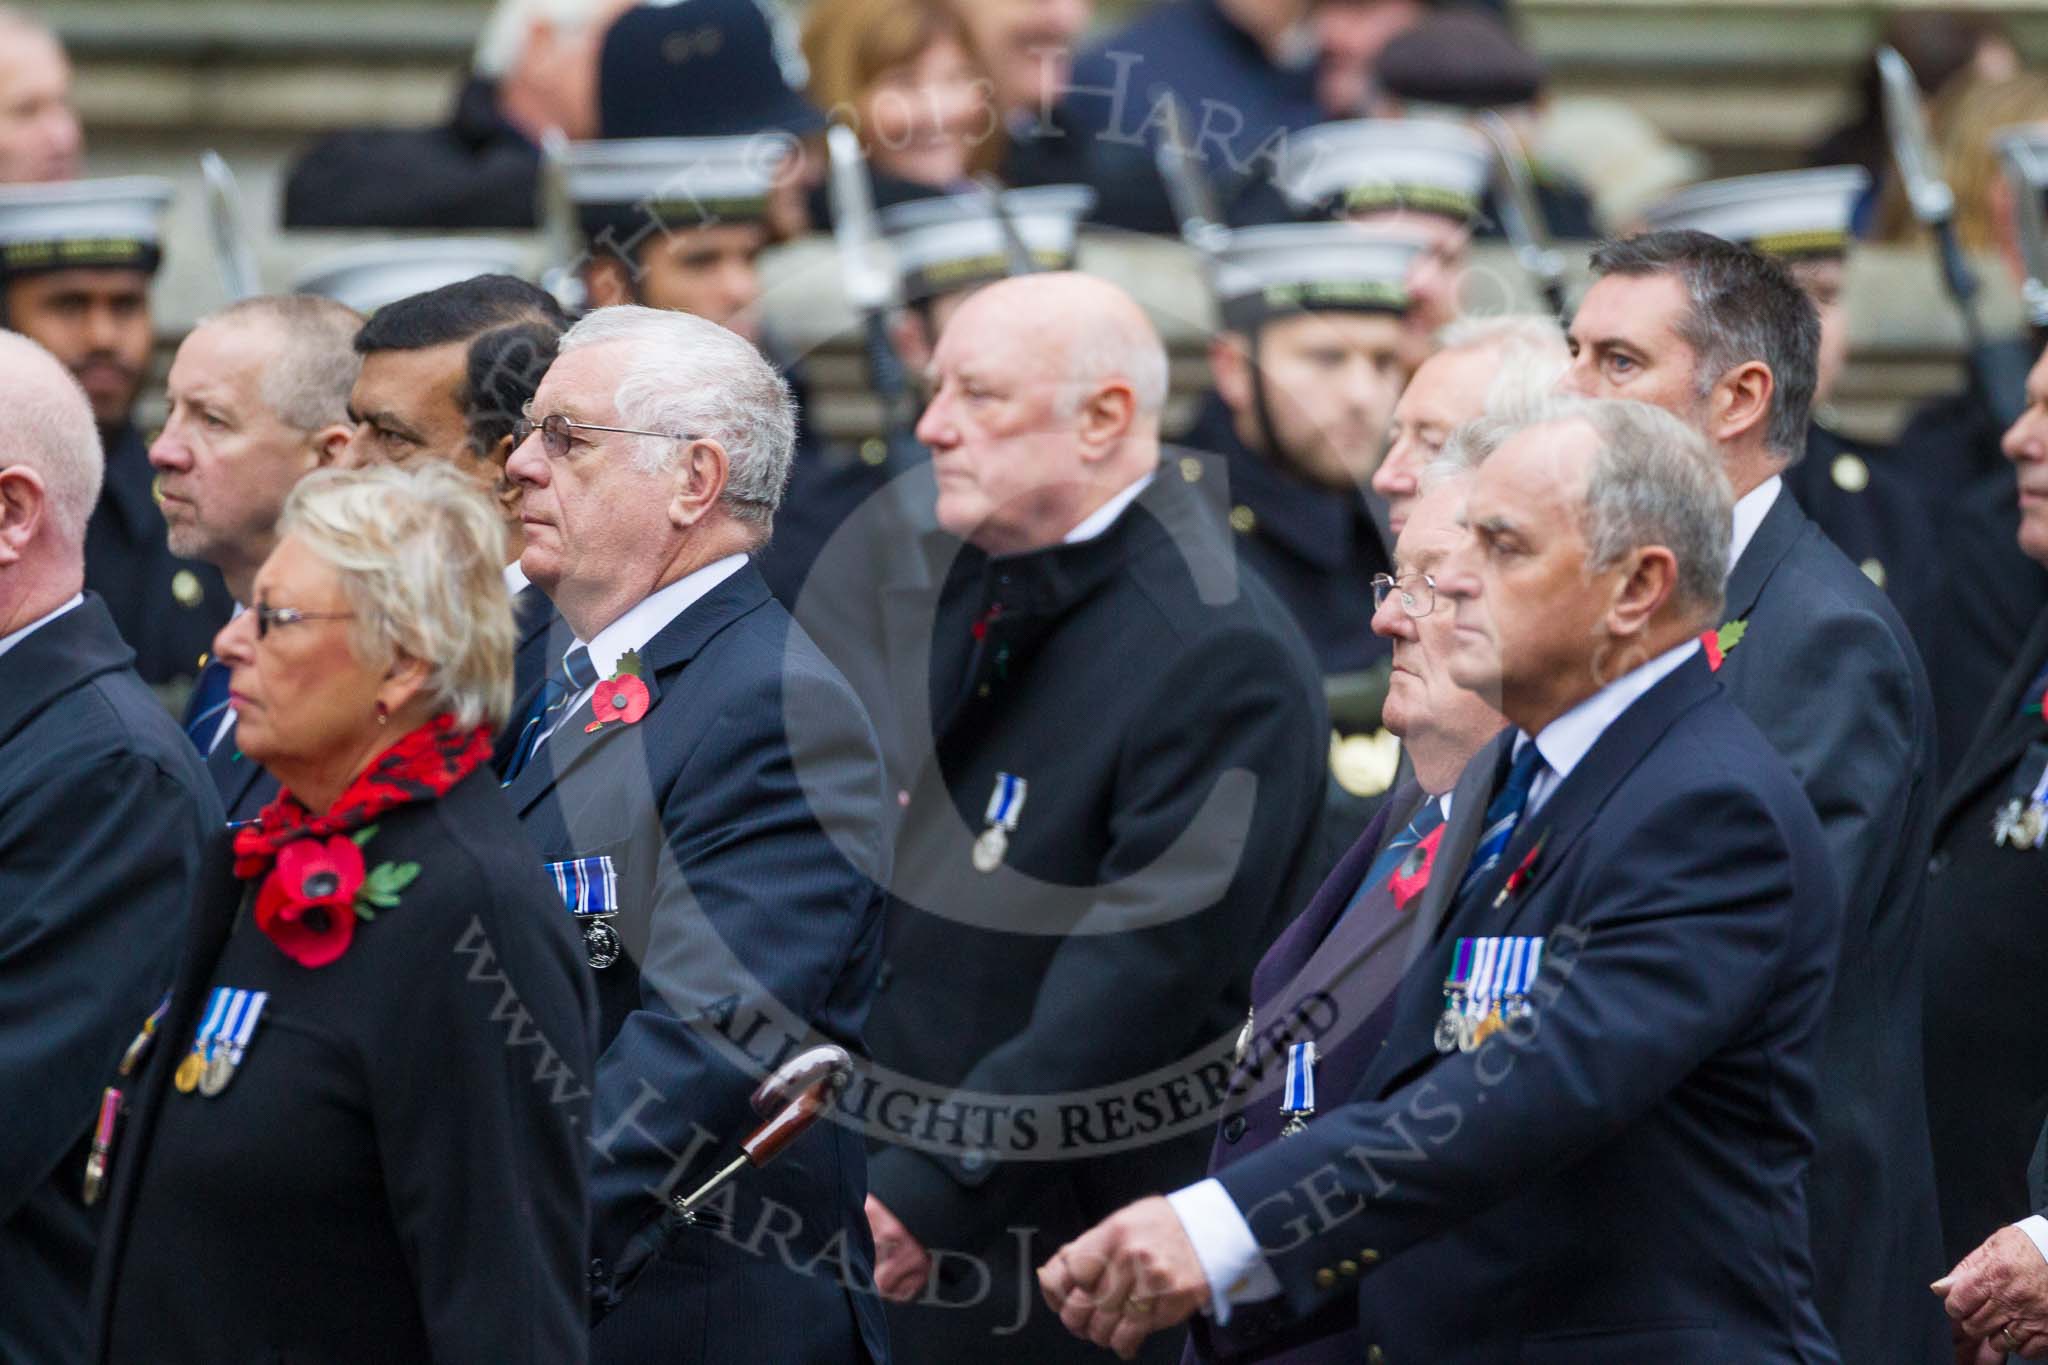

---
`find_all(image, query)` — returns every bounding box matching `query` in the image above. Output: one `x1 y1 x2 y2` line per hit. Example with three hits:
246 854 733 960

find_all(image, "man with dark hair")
1561 228 1948 1364
341 271 568 712
0 178 234 698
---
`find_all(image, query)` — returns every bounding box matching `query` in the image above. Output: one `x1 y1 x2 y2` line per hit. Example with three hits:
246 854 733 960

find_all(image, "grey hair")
280 463 517 729
473 0 614 78
1 329 101 549
557 304 796 540
1434 313 1571 424
199 295 364 432
1447 395 1732 625
1062 305 1169 420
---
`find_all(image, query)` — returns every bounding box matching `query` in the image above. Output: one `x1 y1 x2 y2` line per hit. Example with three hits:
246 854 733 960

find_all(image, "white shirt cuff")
1165 1178 1282 1326
2015 1215 2048 1267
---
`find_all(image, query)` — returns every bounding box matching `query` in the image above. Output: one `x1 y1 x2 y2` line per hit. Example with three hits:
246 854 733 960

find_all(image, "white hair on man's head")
2 329 102 550
200 295 364 432
1434 312 1571 424
1060 304 1169 420
1445 395 1733 626
558 305 796 538
282 462 517 729
473 0 613 78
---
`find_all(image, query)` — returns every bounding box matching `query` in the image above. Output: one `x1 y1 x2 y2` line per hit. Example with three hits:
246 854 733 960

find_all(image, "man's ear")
1075 379 1138 459
1708 360 1775 449
890 311 932 379
584 258 634 310
667 438 731 529
0 464 47 567
310 422 352 469
1209 333 1250 413
1604 544 1679 641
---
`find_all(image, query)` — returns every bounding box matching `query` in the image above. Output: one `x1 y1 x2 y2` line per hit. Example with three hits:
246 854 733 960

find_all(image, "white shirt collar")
0 593 83 661
576 553 749 681
503 560 531 597
1519 637 1702 816
1062 471 1156 545
1728 474 1782 571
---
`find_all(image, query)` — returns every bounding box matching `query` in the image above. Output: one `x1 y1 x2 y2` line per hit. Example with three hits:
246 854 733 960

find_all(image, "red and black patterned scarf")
231 713 494 882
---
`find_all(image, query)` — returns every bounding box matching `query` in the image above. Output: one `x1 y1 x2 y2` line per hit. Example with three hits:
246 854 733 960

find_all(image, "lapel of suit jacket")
1368 656 1717 1097
1722 482 1806 624
0 595 134 750
1402 730 1511 964
504 564 772 818
1251 782 1423 1004
1936 604 2048 835
206 718 267 815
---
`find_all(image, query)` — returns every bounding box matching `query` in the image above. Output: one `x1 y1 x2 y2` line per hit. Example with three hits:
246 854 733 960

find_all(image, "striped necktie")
182 657 232 753
502 645 598 783
1453 739 1547 905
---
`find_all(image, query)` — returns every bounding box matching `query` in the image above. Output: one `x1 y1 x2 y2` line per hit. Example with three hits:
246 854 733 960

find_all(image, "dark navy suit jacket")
1714 484 1949 1363
500 561 891 1364
0 596 221 1364
1210 655 1844 1364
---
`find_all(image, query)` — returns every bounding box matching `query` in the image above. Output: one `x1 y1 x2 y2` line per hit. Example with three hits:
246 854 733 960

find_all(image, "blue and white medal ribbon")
973 773 1028 873
1280 1040 1317 1136
200 990 268 1097
545 854 623 968
174 988 233 1093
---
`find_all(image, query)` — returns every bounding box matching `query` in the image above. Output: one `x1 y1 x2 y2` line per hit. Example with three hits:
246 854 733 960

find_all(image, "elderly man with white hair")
0 330 220 1363
822 272 1327 1363
499 304 892 1364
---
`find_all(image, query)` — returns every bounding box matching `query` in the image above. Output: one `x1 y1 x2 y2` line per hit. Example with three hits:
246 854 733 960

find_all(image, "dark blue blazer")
1715 485 1950 1363
1211 655 1844 1364
500 560 891 1364
0 595 221 1364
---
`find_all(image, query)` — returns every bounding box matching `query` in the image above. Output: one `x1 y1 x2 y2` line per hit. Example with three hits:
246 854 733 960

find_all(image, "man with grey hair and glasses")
1039 396 1843 1365
1560 228 1947 1363
147 294 362 819
0 330 219 1363
498 304 891 1364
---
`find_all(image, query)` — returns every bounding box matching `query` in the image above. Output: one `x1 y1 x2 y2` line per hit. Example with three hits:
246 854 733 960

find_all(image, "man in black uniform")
1186 221 1416 711
0 176 233 703
1923 337 2048 1276
828 272 1327 1362
0 331 220 1364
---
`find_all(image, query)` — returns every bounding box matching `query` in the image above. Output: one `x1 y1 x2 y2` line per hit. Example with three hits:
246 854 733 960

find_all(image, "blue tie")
182 657 232 753
502 645 598 784
1359 800 1449 898
1453 739 1547 904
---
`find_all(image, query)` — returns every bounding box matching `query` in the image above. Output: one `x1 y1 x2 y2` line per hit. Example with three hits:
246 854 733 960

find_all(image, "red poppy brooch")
1700 619 1749 672
252 827 419 969
585 649 651 733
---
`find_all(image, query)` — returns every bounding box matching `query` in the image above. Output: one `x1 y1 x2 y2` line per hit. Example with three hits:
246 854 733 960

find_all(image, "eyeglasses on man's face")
512 408 698 461
1370 572 1436 618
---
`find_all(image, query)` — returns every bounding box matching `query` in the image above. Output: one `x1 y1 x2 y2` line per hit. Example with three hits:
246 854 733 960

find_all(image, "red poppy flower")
585 674 651 732
253 835 366 968
1389 824 1445 911
1699 628 1724 672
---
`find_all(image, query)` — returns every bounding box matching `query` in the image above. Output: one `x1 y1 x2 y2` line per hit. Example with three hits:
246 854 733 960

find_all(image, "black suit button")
587 1257 607 1284
1928 850 1951 878
876 962 895 993
1223 1114 1247 1143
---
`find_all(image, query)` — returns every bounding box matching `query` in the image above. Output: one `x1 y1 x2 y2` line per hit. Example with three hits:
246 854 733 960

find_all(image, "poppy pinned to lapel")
1492 835 1545 910
1700 618 1748 672
1388 822 1445 910
584 649 650 734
